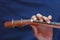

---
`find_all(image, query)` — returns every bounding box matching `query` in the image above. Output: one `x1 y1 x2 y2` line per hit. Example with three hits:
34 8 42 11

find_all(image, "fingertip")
48 15 52 19
30 19 33 22
43 16 51 23
31 15 37 20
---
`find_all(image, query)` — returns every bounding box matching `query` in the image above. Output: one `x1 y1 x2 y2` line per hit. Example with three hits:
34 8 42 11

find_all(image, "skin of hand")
30 13 53 40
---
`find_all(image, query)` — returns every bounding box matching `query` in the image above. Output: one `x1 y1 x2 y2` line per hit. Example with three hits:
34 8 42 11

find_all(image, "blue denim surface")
0 0 60 40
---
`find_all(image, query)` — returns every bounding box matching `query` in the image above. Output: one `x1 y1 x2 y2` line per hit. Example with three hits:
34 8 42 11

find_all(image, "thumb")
30 25 38 36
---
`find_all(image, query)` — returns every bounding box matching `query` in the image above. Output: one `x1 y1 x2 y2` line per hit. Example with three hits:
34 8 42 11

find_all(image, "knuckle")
36 13 42 17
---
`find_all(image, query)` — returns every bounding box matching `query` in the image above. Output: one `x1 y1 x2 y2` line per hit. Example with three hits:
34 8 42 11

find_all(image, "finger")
36 13 43 22
31 15 37 20
30 25 38 36
48 15 52 20
43 16 51 23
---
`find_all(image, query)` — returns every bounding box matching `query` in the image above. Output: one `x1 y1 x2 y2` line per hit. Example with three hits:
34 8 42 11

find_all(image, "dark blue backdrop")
0 0 60 40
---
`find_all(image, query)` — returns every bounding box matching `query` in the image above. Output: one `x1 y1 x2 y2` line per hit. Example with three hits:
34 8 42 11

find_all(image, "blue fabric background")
0 0 60 40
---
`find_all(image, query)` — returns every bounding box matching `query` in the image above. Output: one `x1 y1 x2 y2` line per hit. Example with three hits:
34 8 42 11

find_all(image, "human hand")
30 13 53 40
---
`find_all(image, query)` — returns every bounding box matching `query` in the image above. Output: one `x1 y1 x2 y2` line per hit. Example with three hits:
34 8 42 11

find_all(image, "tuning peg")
12 19 14 24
